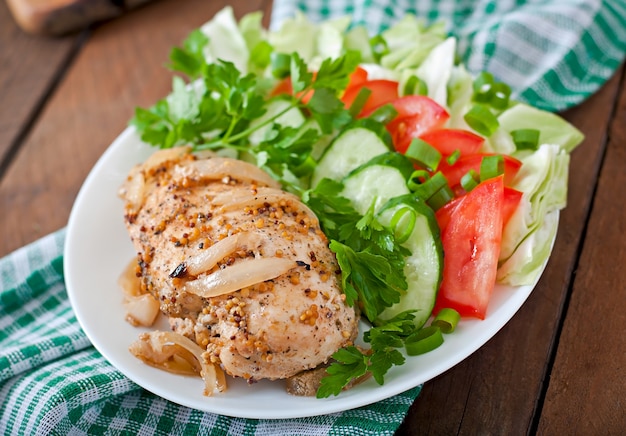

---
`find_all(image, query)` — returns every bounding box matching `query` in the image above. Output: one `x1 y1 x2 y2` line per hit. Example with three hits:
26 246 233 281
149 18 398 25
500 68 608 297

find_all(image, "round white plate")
65 125 551 419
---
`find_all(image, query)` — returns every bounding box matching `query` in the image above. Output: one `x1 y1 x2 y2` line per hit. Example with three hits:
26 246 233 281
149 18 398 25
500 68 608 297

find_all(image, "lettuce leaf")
498 144 570 285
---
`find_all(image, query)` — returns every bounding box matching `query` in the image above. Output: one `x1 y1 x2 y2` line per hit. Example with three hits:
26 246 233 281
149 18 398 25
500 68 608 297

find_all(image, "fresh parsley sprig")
302 180 409 322
316 311 419 398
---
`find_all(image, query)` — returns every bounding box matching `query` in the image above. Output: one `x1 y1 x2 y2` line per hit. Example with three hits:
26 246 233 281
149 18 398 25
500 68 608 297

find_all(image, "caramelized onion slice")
129 331 226 396
119 170 146 212
179 157 280 188
211 187 320 223
211 187 299 211
184 257 295 298
119 258 142 297
186 231 263 276
124 294 160 327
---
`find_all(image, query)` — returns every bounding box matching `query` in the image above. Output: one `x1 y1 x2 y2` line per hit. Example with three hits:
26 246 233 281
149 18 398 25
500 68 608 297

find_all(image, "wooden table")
1 0 624 433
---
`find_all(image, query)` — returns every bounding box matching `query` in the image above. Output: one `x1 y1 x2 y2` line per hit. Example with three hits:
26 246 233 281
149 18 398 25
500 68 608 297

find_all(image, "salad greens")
129 6 583 397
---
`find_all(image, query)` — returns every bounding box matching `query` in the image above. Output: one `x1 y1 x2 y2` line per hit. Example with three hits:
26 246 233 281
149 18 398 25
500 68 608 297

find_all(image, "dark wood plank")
537 69 626 433
397 70 623 435
0 0 78 173
0 0 273 257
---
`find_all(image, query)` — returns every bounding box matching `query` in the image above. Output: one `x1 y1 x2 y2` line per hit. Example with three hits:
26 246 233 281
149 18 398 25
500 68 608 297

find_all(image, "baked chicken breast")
119 147 358 383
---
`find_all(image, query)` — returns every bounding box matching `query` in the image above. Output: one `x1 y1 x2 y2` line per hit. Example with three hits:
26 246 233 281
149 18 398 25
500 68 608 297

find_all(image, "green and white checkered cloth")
2 2 625 435
271 0 626 112
0 229 420 435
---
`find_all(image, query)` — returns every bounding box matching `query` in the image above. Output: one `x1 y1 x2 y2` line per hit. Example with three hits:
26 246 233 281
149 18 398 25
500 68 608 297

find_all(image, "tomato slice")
437 185 523 233
438 153 522 189
384 96 450 153
270 76 293 97
503 187 523 226
420 128 484 156
434 176 504 319
347 66 368 88
341 79 400 115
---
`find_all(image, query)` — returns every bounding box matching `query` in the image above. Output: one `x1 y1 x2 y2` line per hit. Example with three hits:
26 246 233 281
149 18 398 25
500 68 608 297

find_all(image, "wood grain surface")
0 0 624 433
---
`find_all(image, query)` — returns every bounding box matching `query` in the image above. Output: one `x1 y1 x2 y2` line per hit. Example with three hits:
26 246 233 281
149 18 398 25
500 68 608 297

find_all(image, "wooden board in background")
5 0 155 35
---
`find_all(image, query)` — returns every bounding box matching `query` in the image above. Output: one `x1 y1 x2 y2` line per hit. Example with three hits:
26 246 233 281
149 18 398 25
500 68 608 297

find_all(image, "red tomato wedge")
502 187 523 226
346 66 368 88
270 76 293 97
420 128 484 156
341 79 400 115
434 176 505 319
438 153 522 189
384 96 450 153
436 185 523 234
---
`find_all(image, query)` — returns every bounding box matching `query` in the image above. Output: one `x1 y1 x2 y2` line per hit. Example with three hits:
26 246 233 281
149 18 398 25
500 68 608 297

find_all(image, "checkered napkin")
271 0 626 112
2 1 625 435
0 230 420 435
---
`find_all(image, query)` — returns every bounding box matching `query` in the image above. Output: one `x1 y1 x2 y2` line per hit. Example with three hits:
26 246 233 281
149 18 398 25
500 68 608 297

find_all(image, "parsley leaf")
168 29 209 79
316 312 422 398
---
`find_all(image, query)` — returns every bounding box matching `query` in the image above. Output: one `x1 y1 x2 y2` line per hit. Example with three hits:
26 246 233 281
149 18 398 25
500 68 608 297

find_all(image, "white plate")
65 125 552 419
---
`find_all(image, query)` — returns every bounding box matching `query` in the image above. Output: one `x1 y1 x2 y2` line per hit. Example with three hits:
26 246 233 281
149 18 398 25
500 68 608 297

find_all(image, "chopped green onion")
405 138 442 171
464 105 499 137
431 308 461 333
405 326 444 355
403 75 428 96
472 71 495 103
390 207 417 243
270 52 291 79
511 128 540 150
366 102 397 124
348 87 372 117
409 171 447 197
490 82 511 110
479 155 504 181
407 169 430 191
446 149 461 165
369 34 389 62
460 168 480 192
427 186 454 211
409 171 453 210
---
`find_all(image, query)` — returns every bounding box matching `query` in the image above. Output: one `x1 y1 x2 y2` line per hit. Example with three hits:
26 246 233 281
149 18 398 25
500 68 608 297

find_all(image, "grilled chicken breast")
119 147 358 382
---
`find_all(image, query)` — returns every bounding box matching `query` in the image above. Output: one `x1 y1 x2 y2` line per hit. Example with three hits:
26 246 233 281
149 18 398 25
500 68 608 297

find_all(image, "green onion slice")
464 105 499 137
427 186 454 211
460 168 480 192
403 75 428 96
405 326 444 356
409 171 454 210
490 82 511 110
431 308 461 334
405 138 442 171
348 87 372 117
366 102 398 124
511 128 540 150
369 34 390 62
270 52 291 79
390 207 417 243
447 149 461 165
472 71 495 103
480 155 504 181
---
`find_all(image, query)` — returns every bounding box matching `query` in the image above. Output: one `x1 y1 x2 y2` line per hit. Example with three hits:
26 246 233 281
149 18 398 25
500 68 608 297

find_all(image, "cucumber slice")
346 151 415 181
311 126 389 187
341 164 444 327
379 196 443 327
341 165 410 215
